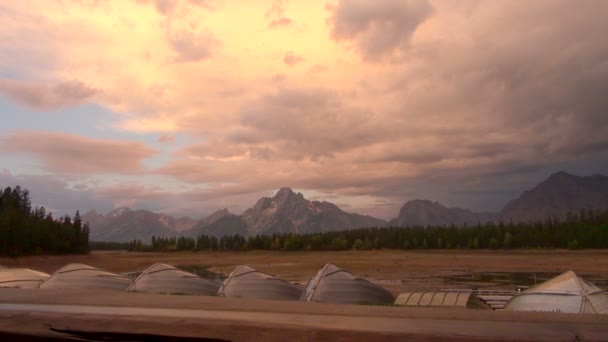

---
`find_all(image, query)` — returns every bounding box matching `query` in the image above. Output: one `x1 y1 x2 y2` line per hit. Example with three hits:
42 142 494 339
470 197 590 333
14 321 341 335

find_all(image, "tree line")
119 208 608 252
0 186 89 256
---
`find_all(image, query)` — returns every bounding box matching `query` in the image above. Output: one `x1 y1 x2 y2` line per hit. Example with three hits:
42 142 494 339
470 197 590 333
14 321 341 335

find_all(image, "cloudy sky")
1 0 607 219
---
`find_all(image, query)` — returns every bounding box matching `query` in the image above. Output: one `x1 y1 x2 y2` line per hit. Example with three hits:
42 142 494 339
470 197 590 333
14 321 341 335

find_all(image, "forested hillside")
0 186 89 256
120 208 608 252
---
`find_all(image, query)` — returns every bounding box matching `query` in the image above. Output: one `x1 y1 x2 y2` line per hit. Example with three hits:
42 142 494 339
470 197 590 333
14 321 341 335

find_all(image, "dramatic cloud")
1 0 607 218
234 87 385 159
328 0 434 60
0 131 158 174
0 79 97 110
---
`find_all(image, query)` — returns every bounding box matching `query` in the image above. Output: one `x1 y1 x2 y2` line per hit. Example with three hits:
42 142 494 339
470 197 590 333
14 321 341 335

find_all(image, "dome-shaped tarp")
127 263 220 295
302 264 395 305
218 265 303 300
40 263 132 291
395 290 491 309
504 271 608 314
0 268 50 289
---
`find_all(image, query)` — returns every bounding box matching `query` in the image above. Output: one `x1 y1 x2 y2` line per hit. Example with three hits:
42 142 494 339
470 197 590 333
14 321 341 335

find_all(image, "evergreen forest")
0 186 89 256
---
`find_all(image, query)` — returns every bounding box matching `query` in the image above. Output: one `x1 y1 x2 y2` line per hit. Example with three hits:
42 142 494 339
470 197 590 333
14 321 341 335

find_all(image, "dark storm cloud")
401 1 608 163
160 0 608 217
327 0 433 61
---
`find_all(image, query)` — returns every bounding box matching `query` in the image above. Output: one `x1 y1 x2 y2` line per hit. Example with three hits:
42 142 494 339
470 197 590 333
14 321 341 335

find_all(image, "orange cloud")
0 0 607 217
328 0 434 61
283 51 304 65
0 79 97 110
0 131 158 174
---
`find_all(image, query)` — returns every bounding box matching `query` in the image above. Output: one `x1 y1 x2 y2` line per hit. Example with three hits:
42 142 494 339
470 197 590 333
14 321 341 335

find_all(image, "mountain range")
186 188 387 238
83 208 196 242
388 200 497 227
501 171 608 221
83 171 608 242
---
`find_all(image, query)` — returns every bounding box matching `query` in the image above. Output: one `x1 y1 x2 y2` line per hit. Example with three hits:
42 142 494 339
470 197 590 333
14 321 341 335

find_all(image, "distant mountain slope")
501 171 608 222
388 200 497 227
188 214 249 238
83 171 608 241
83 208 196 242
186 209 247 237
185 188 387 237
197 208 233 227
240 188 387 235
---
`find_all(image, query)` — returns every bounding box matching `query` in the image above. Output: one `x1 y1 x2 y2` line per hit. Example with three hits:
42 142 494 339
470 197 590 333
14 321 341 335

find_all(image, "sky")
1 0 607 220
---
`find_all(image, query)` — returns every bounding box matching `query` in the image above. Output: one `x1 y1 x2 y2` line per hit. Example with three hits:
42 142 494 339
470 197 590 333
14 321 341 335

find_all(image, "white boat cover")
504 271 608 314
217 265 303 300
302 264 395 305
39 263 132 291
0 268 50 289
395 290 490 309
127 263 220 295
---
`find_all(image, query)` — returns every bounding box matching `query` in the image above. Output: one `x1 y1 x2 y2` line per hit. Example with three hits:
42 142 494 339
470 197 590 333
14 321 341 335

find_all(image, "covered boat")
395 290 491 309
0 268 50 289
127 263 220 295
302 264 395 305
39 263 132 291
504 271 608 314
218 265 302 300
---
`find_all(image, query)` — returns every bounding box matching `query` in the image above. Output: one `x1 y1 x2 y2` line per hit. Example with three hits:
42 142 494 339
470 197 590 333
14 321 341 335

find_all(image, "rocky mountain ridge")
84 171 608 241
83 208 196 242
500 171 608 221
388 200 497 227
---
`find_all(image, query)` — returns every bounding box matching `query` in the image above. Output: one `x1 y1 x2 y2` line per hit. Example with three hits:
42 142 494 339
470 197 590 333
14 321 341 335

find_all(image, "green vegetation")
0 186 89 256
124 208 608 252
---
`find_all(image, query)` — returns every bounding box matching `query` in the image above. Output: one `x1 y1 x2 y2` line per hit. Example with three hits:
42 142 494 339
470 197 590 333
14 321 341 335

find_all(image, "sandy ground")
1 249 608 293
